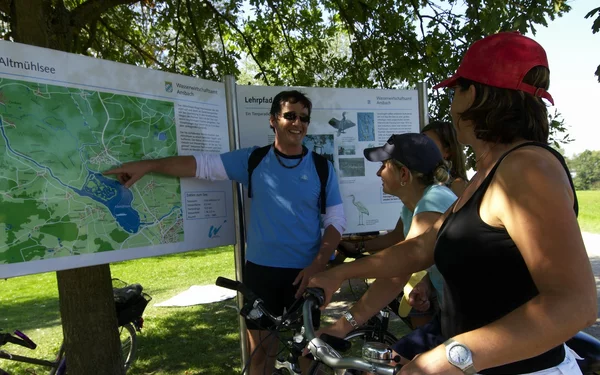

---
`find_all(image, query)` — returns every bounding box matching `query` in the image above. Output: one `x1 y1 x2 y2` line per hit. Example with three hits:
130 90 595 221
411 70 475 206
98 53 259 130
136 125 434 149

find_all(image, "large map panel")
0 41 234 278
0 77 183 264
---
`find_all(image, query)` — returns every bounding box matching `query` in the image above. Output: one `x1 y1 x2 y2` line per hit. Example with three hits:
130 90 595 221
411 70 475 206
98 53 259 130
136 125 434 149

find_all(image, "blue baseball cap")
363 133 443 174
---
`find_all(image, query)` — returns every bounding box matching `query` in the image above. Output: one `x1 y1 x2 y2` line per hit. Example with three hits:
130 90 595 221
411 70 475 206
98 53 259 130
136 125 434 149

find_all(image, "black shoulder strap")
485 141 578 217
537 144 579 217
312 151 329 214
247 145 272 198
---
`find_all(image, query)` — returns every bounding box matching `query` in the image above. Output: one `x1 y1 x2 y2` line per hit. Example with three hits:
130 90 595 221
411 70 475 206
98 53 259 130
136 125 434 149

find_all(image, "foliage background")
1 0 595 166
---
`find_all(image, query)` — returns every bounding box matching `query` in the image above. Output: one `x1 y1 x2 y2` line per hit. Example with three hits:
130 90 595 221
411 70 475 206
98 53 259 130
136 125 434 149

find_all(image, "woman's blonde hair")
421 121 468 182
387 159 451 186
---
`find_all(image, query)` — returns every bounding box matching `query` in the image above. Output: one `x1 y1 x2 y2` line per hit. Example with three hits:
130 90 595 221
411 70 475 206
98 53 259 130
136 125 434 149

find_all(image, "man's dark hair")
269 90 312 117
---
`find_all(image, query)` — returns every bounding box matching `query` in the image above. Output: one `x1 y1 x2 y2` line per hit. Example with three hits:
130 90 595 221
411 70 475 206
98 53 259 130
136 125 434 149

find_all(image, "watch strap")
343 310 359 329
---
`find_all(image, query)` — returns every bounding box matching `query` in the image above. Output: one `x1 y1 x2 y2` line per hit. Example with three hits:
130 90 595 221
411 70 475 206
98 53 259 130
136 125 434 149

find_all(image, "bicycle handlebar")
0 330 37 350
215 277 401 375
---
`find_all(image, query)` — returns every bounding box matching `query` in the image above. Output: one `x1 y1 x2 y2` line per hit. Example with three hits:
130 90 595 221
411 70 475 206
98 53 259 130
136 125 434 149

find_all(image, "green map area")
0 77 184 265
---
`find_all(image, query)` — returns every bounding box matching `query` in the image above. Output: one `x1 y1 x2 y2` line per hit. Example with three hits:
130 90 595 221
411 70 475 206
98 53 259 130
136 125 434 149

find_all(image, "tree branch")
201 0 271 85
266 0 297 82
409 0 426 39
0 0 9 15
172 0 182 73
185 0 209 78
216 17 228 65
332 0 386 87
425 2 468 45
98 17 169 71
71 0 141 28
82 20 98 52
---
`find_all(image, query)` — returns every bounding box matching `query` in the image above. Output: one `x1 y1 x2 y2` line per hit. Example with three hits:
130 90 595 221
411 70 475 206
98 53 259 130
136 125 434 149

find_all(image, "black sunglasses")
281 111 310 123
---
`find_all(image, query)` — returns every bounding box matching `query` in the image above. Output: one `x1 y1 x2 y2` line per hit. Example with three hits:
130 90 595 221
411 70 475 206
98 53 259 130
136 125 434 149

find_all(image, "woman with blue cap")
316 132 457 355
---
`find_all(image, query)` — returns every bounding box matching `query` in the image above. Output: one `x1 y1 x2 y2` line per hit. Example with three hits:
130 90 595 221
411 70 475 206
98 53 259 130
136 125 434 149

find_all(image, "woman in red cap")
308 31 595 375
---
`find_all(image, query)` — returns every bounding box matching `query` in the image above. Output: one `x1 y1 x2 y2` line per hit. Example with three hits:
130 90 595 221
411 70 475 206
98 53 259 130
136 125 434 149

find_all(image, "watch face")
449 344 470 365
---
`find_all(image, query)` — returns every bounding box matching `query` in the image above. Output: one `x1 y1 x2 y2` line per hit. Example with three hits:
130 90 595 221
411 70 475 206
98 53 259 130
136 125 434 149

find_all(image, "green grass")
578 190 600 234
0 246 241 375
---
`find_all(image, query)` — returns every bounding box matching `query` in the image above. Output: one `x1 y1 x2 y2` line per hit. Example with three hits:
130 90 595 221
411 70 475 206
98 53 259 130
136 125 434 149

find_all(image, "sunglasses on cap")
281 111 310 123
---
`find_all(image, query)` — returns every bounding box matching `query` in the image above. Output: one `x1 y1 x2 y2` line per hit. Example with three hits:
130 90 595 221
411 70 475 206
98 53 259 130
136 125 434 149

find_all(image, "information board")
0 42 235 278
236 85 420 233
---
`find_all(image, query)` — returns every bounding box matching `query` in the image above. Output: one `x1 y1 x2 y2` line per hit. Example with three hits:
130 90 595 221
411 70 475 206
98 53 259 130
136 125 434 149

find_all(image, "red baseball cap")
433 31 554 105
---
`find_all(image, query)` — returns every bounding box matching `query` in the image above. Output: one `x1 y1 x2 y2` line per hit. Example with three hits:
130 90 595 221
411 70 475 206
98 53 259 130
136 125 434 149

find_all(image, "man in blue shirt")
104 90 346 374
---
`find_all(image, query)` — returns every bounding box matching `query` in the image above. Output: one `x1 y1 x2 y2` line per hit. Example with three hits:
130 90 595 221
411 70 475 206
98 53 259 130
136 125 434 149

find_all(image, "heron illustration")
348 194 369 225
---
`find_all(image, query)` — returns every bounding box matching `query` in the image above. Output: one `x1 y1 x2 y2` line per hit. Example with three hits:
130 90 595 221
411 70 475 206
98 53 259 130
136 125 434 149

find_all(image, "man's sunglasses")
281 111 310 123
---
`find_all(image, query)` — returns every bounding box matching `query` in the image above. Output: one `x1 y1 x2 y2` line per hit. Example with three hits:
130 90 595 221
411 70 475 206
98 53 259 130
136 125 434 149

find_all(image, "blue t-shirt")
400 184 457 304
221 146 343 269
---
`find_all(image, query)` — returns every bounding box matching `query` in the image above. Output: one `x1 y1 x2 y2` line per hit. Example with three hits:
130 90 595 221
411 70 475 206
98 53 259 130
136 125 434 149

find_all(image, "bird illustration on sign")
328 112 356 136
348 194 369 225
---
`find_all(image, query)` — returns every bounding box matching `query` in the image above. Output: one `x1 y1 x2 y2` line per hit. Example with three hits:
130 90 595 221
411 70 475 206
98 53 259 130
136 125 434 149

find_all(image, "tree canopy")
585 6 600 82
0 0 582 154
569 150 600 190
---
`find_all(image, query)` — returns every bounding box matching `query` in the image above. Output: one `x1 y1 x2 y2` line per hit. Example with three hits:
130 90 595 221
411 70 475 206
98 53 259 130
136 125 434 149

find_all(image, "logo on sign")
208 220 227 238
165 81 173 92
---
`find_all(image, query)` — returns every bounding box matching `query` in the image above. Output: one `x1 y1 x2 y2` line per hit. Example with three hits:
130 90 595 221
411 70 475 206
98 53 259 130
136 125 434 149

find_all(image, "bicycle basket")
112 278 152 326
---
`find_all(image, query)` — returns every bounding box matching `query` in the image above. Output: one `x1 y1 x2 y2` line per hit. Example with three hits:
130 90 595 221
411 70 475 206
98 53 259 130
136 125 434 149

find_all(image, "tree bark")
57 266 124 375
8 1 125 374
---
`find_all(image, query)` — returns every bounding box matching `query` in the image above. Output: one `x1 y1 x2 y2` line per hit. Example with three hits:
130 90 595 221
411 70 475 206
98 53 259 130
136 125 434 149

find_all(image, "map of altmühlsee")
0 77 184 264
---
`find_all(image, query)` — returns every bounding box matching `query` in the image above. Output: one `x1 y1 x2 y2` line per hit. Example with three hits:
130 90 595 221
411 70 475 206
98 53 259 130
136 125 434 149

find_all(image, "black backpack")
247 145 329 214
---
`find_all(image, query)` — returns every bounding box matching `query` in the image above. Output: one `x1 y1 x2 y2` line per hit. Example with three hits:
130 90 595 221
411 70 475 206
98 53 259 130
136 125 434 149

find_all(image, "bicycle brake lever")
14 330 36 349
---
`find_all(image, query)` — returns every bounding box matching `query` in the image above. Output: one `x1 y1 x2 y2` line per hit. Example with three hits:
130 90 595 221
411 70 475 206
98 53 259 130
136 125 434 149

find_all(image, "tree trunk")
9 1 125 374
57 266 124 375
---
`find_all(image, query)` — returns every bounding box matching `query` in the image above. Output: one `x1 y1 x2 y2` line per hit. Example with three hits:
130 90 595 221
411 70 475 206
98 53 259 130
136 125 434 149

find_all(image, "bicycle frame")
0 342 65 375
215 276 402 375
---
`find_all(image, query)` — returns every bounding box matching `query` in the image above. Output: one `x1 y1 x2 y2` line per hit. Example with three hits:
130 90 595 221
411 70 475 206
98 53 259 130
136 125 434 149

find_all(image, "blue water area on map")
158 132 167 141
73 172 141 233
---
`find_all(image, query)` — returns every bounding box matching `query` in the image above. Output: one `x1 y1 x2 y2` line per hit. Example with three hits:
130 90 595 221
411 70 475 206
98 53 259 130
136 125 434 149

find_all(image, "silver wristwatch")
444 338 476 375
342 310 359 329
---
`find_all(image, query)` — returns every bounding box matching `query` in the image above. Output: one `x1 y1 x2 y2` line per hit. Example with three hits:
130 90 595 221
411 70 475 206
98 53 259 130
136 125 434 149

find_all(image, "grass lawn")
577 190 600 234
0 246 242 375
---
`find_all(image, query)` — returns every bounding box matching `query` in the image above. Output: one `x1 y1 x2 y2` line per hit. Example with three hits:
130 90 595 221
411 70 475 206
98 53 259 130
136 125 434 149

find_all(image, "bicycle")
0 279 151 375
215 276 402 375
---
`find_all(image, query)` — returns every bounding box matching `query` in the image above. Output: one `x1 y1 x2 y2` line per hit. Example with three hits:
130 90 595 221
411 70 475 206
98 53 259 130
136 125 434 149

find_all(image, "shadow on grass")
130 300 242 375
0 294 61 332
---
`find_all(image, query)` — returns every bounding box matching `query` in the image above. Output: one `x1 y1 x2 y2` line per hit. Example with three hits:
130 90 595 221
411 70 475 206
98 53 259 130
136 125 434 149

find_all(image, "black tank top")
434 142 578 374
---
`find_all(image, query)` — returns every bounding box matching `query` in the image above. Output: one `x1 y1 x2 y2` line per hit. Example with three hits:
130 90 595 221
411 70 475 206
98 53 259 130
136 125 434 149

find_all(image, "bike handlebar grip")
14 330 36 349
304 287 325 307
215 277 260 302
215 276 240 291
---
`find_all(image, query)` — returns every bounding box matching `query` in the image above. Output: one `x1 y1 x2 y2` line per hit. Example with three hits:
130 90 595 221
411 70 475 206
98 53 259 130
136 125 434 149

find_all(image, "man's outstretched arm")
103 155 197 188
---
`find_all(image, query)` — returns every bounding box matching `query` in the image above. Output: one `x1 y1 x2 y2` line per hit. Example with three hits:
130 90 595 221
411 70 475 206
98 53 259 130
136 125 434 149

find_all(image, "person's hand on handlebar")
307 269 345 309
315 317 354 340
